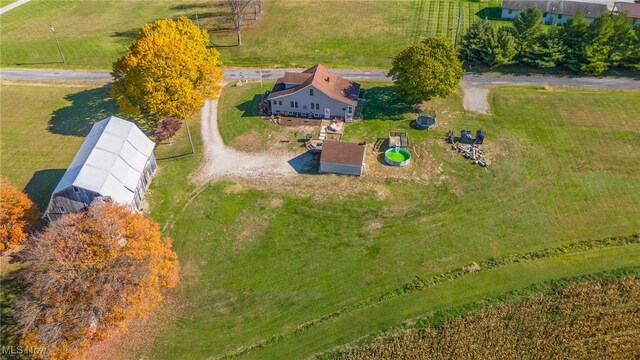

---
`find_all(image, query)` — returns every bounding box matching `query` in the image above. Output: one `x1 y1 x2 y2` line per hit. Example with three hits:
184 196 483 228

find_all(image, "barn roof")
52 116 155 205
268 64 360 105
320 141 366 166
502 0 609 16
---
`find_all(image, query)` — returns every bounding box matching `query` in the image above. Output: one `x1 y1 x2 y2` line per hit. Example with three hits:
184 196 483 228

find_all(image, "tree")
560 13 590 73
629 25 640 70
459 20 496 65
581 14 614 75
389 37 464 100
493 27 518 66
531 25 565 68
609 13 636 68
459 20 516 67
512 7 545 65
154 117 183 142
14 201 179 360
0 176 39 253
111 17 223 129
225 0 253 46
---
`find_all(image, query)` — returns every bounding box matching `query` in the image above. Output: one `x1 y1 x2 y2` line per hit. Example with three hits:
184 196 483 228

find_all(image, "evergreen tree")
512 7 545 65
459 20 495 65
493 26 518 66
609 13 636 68
581 15 614 75
560 13 590 72
533 25 566 68
630 25 640 70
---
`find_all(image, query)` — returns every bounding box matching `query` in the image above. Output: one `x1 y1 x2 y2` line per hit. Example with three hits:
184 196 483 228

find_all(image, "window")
558 14 563 19
507 9 513 15
294 101 299 108
348 106 353 114
291 101 294 107
73 186 80 193
273 100 277 105
310 103 314 109
315 103 320 110
342 108 346 111
310 88 314 96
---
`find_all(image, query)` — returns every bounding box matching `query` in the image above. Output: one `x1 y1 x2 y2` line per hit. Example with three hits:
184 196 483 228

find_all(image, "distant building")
319 141 366 176
267 64 363 121
501 0 619 24
611 2 640 27
45 116 156 222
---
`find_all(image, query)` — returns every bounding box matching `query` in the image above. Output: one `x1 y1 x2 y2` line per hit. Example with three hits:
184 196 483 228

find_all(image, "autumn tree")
14 201 179 360
154 117 183 143
225 0 253 46
0 176 39 253
389 37 463 100
111 16 223 129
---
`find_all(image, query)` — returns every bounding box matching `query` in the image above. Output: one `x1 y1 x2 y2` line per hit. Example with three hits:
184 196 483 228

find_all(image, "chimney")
325 77 330 82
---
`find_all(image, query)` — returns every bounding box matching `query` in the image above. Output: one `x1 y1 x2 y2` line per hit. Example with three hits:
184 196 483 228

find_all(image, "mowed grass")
1 0 501 69
1 83 639 358
0 83 119 209
0 0 209 69
134 87 640 359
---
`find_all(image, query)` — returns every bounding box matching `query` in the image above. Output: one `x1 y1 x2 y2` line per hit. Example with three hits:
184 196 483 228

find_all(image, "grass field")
1 83 639 359
128 86 640 359
0 0 501 69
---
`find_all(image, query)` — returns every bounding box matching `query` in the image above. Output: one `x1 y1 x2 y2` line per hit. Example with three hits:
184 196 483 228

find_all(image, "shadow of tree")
111 28 140 45
235 94 262 118
22 169 67 212
475 7 502 20
48 86 119 137
171 3 209 11
362 86 420 121
0 270 26 360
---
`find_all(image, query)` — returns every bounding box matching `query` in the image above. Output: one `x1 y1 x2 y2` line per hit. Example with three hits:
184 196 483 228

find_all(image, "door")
324 108 330 119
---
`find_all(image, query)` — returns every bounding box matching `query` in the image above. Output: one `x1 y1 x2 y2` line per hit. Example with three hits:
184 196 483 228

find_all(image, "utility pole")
182 109 196 155
454 8 461 48
49 23 65 64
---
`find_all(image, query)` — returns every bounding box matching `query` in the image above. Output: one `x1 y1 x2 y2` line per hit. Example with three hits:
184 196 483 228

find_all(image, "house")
267 64 363 121
319 141 366 176
612 2 640 26
44 116 156 222
501 0 612 24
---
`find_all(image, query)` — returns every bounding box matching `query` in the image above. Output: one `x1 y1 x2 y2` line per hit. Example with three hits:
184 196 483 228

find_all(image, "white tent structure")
45 116 157 221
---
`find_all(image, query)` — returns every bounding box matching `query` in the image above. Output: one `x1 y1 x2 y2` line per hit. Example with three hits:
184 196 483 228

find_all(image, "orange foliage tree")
0 176 39 253
14 201 179 359
110 16 223 129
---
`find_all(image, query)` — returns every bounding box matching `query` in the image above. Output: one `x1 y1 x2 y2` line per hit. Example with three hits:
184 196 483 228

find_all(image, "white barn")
44 116 157 222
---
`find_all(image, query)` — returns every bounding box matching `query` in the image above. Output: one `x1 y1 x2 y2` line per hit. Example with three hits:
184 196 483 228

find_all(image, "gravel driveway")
194 98 309 183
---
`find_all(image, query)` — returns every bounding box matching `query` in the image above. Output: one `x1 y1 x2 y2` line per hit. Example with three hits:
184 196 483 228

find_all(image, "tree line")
460 8 640 75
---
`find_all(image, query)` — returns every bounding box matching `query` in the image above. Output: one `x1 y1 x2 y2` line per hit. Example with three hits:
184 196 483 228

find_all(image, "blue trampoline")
412 112 437 130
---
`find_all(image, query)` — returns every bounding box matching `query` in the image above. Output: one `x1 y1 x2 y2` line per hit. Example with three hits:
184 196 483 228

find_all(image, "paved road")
1 67 639 90
0 0 31 15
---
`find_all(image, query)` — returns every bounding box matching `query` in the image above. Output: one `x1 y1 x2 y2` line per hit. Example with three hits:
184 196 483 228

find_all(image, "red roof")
615 2 640 18
320 141 366 166
268 64 360 106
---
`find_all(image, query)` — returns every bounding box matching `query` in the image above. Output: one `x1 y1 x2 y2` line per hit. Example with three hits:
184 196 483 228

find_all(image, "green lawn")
1 83 639 359
1 0 501 69
136 86 640 359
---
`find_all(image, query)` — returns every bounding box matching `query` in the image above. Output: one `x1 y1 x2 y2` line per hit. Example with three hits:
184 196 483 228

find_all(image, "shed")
44 116 156 222
319 141 366 176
